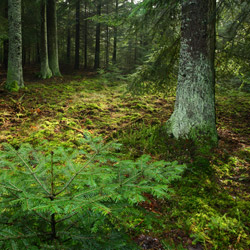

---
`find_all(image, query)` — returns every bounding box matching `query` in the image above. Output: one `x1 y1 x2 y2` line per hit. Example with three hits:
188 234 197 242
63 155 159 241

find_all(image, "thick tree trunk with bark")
74 0 80 69
40 0 52 79
166 0 217 146
47 0 61 76
5 0 24 91
94 1 101 69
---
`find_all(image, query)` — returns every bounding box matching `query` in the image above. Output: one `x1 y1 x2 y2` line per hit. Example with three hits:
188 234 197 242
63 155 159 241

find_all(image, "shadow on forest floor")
0 68 249 249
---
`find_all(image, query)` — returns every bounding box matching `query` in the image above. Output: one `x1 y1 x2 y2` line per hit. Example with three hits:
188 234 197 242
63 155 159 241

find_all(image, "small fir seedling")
0 134 186 249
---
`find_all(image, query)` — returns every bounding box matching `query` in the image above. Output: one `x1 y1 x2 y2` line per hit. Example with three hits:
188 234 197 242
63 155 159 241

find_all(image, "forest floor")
0 69 250 250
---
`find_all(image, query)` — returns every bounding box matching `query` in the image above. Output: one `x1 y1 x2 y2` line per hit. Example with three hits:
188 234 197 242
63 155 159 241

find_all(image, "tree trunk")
74 0 80 69
5 0 24 91
67 28 71 65
3 3 8 70
84 0 88 69
105 2 109 68
40 0 52 79
94 1 101 70
47 0 61 76
166 0 218 146
112 0 118 64
134 32 137 66
3 40 8 70
66 0 71 65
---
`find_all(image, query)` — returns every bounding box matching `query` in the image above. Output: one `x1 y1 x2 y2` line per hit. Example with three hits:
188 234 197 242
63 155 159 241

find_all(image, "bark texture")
74 0 80 69
84 0 88 69
112 0 118 64
166 0 217 145
6 0 24 90
40 0 52 79
67 0 71 65
105 2 109 68
94 1 101 69
47 0 61 76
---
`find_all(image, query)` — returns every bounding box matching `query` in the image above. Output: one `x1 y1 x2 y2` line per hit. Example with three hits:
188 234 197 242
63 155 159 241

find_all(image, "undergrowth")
0 133 186 249
0 76 249 249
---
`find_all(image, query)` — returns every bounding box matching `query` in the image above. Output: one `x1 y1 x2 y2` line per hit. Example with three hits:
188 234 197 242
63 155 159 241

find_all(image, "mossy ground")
0 71 249 249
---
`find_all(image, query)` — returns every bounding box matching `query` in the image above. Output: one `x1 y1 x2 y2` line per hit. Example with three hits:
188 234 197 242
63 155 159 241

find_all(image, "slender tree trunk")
67 28 71 65
66 0 71 65
22 46 26 66
134 32 137 66
105 2 109 68
3 3 8 70
5 0 24 90
37 40 40 64
94 1 101 69
3 40 8 70
74 0 80 69
84 1 88 69
47 0 61 76
40 0 52 79
112 0 118 64
166 0 218 146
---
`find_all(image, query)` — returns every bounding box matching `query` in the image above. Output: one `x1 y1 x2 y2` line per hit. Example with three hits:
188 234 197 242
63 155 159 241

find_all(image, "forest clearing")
0 0 250 249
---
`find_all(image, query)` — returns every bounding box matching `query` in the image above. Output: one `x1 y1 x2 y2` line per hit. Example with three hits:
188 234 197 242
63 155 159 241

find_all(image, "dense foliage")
0 133 185 249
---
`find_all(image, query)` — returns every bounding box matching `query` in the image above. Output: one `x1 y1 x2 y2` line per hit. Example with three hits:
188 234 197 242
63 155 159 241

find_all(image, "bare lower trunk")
94 1 101 70
47 0 61 76
74 0 80 70
40 0 52 79
6 0 24 91
166 0 217 146
112 0 118 64
84 1 88 69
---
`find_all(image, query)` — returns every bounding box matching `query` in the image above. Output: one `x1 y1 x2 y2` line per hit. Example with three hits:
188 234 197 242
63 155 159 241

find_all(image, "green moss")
5 80 20 92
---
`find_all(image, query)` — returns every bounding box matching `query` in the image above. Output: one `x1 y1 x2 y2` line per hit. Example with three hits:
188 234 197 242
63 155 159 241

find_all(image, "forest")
0 0 249 249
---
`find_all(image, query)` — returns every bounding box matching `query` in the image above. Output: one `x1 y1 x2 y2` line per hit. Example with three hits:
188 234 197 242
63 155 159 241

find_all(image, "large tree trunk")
47 0 61 76
112 0 118 64
74 0 80 69
5 0 24 91
166 0 217 146
94 1 101 70
40 0 52 79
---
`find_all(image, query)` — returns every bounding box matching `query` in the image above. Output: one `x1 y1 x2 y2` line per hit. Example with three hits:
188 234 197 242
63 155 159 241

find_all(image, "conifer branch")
56 211 78 223
32 210 51 223
55 152 98 196
0 232 49 241
0 183 22 193
13 149 50 196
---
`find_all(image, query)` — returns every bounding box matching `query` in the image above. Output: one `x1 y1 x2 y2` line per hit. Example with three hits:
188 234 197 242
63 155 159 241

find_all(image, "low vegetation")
0 74 249 249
